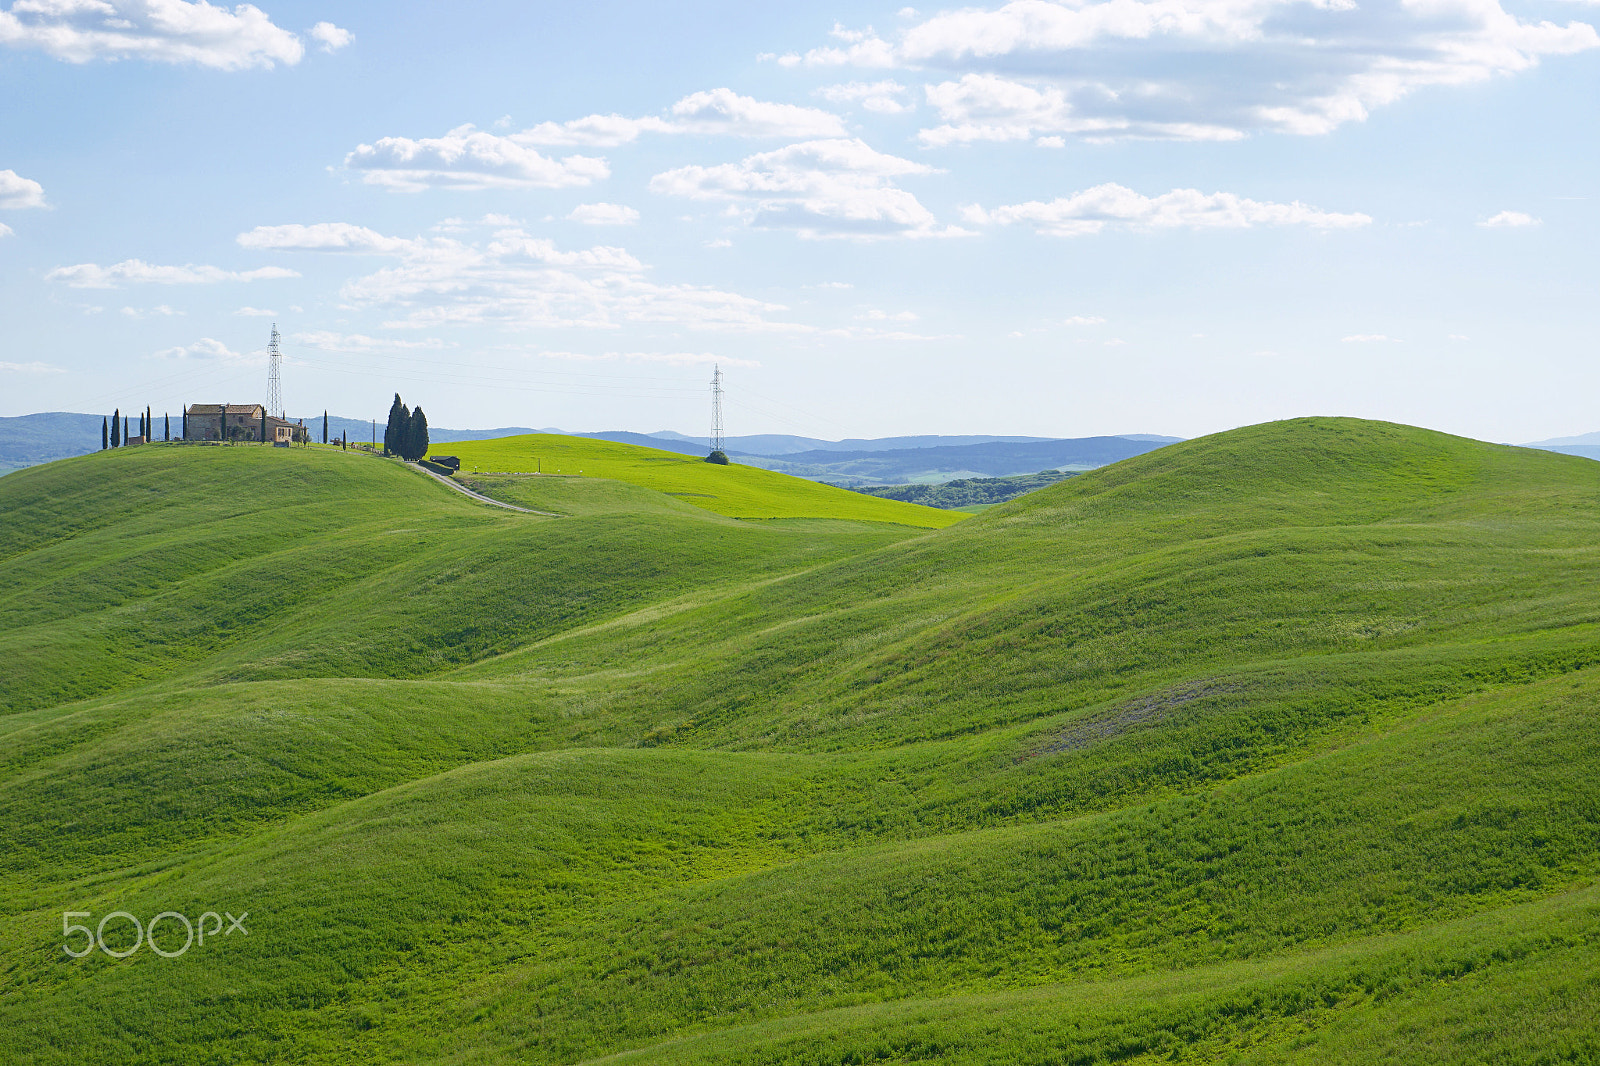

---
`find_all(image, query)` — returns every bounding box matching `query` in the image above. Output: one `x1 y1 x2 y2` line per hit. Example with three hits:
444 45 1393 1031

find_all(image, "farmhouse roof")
187 403 265 416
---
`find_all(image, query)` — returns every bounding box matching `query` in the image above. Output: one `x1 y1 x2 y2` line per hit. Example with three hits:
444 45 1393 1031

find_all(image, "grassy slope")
445 433 966 527
0 419 1597 1064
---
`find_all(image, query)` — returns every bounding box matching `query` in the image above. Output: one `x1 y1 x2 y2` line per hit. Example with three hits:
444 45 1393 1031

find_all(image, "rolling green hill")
443 433 966 527
1 419 1598 1065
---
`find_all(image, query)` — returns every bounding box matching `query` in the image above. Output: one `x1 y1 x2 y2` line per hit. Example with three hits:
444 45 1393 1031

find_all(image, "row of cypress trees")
383 393 430 461
101 408 170 449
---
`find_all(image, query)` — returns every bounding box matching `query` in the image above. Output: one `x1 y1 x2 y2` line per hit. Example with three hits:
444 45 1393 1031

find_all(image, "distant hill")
1522 440 1600 461
742 436 1175 486
444 433 964 527
0 412 107 474
3 413 1179 480
1523 431 1600 447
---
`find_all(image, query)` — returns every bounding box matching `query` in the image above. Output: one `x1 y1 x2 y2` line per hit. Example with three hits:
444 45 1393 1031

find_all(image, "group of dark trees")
383 394 430 461
101 407 169 449
852 469 1080 511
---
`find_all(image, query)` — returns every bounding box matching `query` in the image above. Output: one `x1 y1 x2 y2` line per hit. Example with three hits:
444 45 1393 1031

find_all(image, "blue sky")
2 0 1596 442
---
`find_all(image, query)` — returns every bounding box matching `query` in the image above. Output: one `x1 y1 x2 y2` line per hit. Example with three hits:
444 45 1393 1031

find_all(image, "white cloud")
0 0 308 69
0 359 65 373
344 126 609 191
969 184 1371 235
515 88 848 147
703 237 733 248
569 202 640 225
120 304 182 317
856 308 919 322
668 87 848 138
514 113 677 147
238 222 415 252
1342 334 1400 343
650 138 967 239
313 222 801 333
0 222 11 238
308 21 350 53
0 168 46 208
1479 210 1541 227
293 331 451 352
1036 135 1065 148
235 306 276 316
541 350 761 368
1063 314 1105 325
783 2 1598 143
775 21 898 67
151 337 252 362
45 259 300 288
816 80 911 114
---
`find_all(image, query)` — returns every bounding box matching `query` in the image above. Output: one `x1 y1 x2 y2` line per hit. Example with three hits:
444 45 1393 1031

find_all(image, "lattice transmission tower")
266 324 284 420
709 364 724 454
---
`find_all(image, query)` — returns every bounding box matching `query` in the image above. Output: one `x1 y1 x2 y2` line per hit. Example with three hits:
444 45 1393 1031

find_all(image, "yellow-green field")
444 433 965 527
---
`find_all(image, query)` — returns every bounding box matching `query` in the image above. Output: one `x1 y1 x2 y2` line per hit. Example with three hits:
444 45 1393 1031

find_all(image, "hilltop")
442 433 965 526
1 418 1597 1064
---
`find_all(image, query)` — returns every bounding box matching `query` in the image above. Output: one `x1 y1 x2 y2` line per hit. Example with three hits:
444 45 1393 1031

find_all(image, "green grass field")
443 433 966 526
1 418 1598 1064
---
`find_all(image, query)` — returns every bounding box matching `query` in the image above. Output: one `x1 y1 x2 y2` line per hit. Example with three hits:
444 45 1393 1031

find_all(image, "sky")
1 0 1597 443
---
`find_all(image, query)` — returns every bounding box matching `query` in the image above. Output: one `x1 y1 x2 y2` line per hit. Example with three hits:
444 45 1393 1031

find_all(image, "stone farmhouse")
185 403 307 443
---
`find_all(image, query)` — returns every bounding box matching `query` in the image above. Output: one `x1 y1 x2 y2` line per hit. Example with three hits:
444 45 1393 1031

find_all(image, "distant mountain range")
1519 434 1600 462
0 411 1180 482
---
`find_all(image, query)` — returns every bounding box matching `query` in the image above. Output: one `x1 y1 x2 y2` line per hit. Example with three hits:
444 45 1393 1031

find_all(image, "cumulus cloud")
510 88 849 146
0 168 46 209
344 126 609 191
0 359 65 373
1062 314 1105 325
816 79 912 113
0 0 329 69
0 221 11 238
120 304 182 317
238 222 415 252
45 259 300 288
967 184 1371 235
776 1 1598 143
568 202 640 225
1479 210 1541 227
151 337 252 361
1342 334 1400 343
650 138 966 239
275 221 801 333
308 20 349 53
235 306 276 316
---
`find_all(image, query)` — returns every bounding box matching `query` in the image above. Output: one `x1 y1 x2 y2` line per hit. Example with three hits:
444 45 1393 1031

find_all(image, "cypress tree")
260 408 267 444
164 413 170 441
111 408 120 448
322 411 328 445
406 406 430 461
384 394 408 456
182 407 188 440
122 416 129 446
146 407 152 440
102 417 108 450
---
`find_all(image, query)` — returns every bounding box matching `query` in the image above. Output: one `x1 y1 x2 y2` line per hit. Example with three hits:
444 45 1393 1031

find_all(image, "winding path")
407 462 561 516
